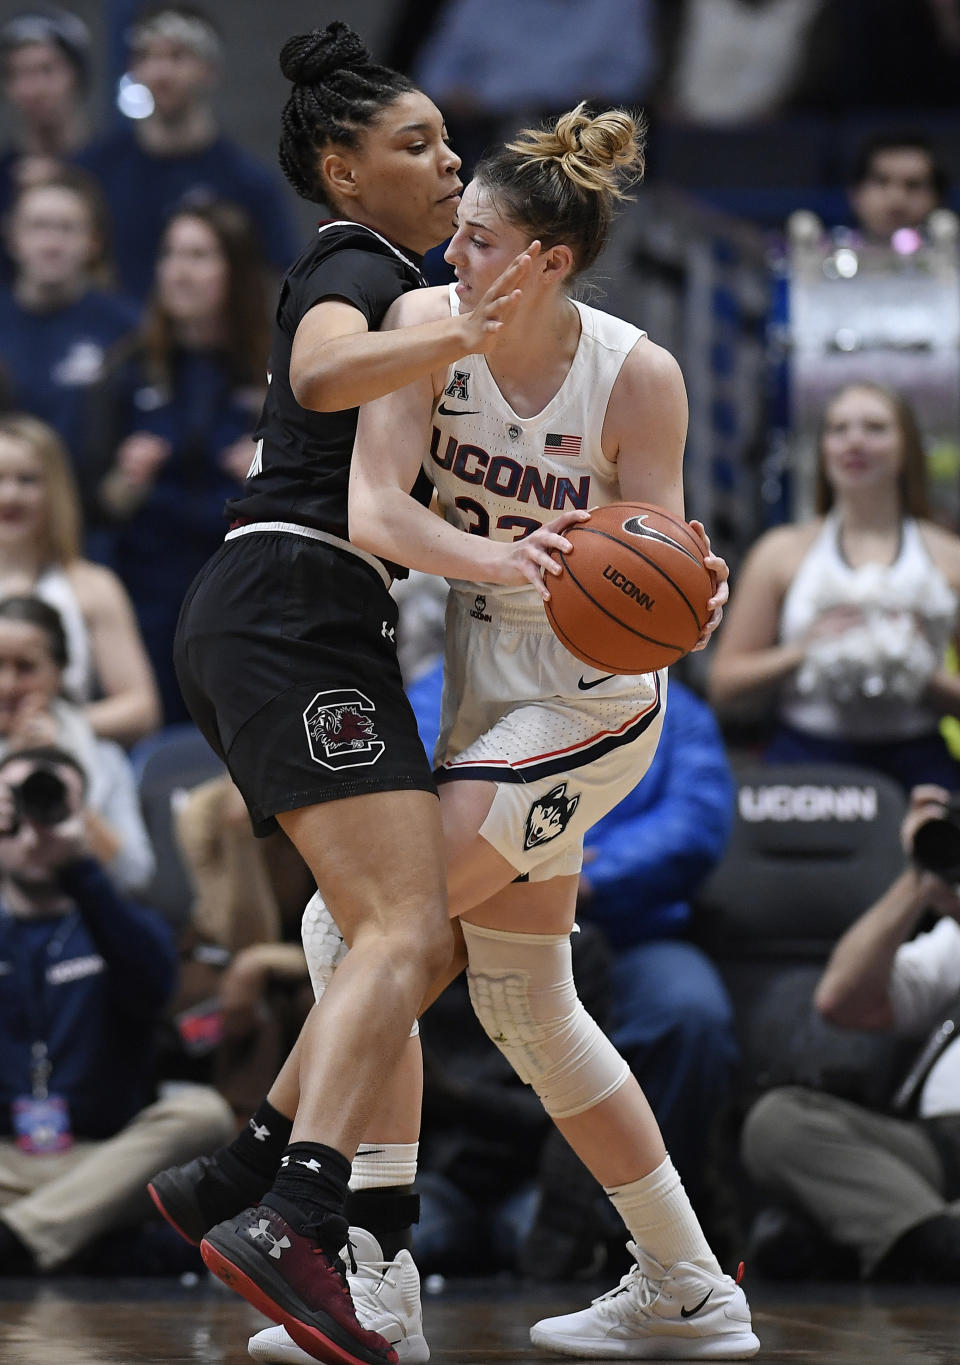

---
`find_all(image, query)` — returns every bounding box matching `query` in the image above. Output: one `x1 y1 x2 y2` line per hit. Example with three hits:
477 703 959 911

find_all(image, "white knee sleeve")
462 920 628 1119
301 891 349 999
301 892 419 1037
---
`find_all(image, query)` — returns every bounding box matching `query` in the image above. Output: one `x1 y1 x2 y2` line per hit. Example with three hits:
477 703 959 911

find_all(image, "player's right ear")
320 152 358 203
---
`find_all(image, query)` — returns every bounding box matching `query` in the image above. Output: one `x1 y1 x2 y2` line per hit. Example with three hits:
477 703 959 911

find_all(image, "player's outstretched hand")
689 519 729 650
459 241 542 352
501 509 590 601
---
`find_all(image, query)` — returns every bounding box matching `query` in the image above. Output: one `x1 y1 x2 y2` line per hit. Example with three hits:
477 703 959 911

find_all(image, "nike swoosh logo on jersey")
577 674 616 690
437 402 480 415
680 1289 714 1318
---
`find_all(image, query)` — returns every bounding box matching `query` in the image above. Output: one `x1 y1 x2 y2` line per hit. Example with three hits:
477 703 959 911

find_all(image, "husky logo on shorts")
523 782 580 851
303 689 385 770
444 370 471 401
470 594 491 622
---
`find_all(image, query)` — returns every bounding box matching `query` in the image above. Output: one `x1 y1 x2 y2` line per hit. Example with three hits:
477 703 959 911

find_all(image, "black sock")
264 1142 352 1254
225 1099 293 1187
345 1186 420 1260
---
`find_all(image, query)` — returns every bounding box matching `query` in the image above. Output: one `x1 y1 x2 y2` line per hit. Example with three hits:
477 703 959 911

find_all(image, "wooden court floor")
0 1274 958 1364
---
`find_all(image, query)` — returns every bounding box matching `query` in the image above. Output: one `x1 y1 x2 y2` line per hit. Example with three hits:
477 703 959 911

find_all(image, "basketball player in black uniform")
164 21 582 1365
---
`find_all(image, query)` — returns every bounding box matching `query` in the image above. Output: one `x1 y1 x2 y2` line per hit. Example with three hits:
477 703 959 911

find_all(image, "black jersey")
227 221 434 574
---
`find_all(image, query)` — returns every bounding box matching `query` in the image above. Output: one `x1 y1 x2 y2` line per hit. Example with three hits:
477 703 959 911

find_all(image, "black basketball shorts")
174 528 437 835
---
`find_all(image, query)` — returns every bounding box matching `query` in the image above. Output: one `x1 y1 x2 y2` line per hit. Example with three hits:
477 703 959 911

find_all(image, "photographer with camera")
740 784 960 1282
0 745 233 1274
0 593 153 894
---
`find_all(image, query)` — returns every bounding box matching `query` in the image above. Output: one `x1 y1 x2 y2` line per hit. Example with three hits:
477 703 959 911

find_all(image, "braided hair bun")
279 19 368 85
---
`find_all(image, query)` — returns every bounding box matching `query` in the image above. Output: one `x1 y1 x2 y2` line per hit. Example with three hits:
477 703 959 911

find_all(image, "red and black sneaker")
201 1203 398 1365
148 1154 261 1246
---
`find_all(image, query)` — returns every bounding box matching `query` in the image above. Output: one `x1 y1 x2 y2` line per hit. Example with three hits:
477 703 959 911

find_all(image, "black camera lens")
13 768 71 828
912 797 960 883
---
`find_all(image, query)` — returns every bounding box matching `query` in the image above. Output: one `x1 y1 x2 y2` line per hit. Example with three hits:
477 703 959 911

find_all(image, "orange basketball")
544 502 713 674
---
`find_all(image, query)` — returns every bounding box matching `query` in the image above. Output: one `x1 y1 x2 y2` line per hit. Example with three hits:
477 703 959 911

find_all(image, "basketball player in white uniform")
347 106 756 1361
243 102 757 1363
422 290 668 886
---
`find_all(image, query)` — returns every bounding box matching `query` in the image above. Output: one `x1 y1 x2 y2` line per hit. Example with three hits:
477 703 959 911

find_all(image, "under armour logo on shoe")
250 1121 270 1142
296 1158 324 1174
249 1220 291 1259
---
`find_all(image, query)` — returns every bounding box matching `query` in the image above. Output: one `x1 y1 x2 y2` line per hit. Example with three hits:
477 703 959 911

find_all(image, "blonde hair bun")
505 102 645 199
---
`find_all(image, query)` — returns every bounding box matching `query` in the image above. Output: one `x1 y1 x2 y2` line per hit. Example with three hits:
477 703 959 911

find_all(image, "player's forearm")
293 316 471 413
352 488 510 583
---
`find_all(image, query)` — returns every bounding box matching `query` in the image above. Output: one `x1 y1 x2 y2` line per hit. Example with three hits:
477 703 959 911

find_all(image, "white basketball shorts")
435 588 666 881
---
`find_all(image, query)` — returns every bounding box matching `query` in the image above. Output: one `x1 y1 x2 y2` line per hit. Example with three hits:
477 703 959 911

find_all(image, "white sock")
350 1141 419 1191
604 1155 721 1275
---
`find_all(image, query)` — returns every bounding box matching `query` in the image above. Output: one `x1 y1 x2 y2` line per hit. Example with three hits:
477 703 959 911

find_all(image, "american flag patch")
544 432 582 456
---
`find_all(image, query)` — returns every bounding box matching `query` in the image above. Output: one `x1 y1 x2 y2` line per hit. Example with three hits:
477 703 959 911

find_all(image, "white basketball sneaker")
248 1226 429 1364
529 1242 760 1359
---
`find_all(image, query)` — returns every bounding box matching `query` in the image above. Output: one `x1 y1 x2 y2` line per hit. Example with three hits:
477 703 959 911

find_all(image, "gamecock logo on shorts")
302 689 385 770
523 781 580 851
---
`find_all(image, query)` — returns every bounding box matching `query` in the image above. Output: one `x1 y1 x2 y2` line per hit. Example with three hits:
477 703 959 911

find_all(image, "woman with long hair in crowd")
84 194 273 721
710 382 960 790
0 413 159 745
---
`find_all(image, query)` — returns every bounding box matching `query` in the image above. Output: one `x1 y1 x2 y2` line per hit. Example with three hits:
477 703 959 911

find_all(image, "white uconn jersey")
427 286 645 601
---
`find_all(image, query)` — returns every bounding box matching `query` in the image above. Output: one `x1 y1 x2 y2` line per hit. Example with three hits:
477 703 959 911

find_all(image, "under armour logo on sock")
296 1158 324 1174
249 1220 291 1259
250 1121 270 1142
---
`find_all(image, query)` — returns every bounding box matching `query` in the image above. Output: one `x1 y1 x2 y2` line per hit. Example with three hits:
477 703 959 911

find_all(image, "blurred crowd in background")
0 0 958 1291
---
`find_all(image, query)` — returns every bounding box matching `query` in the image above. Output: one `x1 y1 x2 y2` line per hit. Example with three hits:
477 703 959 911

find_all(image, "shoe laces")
592 1259 658 1315
349 1254 402 1319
